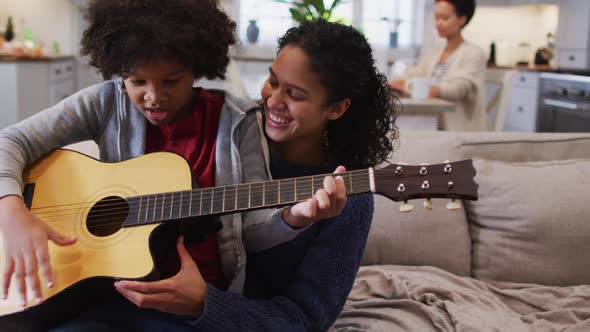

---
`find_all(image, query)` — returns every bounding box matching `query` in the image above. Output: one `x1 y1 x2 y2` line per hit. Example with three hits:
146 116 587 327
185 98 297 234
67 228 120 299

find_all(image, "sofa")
331 130 590 332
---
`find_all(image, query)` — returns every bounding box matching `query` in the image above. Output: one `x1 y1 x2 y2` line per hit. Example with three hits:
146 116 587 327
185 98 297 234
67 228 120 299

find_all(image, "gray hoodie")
0 79 304 293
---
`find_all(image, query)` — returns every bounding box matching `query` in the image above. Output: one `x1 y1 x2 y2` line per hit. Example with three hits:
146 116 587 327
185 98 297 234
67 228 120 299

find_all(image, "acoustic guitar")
0 149 477 328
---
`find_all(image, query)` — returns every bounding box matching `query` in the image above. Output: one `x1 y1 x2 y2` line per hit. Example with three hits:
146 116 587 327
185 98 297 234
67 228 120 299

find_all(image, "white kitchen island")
395 98 455 131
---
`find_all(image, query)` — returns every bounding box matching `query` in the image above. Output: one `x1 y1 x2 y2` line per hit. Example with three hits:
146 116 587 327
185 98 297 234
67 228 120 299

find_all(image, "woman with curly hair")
0 1 346 330
181 20 397 331
245 19 397 331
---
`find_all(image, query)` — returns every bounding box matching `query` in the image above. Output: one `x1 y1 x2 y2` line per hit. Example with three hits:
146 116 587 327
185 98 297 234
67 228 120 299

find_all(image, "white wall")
0 0 78 55
464 5 559 66
422 3 559 67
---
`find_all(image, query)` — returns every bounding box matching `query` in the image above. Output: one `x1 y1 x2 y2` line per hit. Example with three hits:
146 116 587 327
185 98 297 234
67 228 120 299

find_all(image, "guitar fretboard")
122 169 372 227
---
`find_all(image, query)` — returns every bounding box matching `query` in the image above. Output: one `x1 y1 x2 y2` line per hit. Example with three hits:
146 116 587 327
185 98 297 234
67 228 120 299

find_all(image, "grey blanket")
331 265 590 332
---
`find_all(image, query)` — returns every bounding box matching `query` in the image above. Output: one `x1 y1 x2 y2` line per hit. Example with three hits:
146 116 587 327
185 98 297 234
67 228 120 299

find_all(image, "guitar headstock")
373 160 478 209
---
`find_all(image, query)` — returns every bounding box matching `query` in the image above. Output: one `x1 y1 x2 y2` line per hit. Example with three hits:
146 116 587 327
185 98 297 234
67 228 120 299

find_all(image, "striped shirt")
432 52 457 84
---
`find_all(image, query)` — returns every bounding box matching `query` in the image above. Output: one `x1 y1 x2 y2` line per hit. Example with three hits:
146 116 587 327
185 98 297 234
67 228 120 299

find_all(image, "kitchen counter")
396 98 455 131
487 64 553 71
0 55 75 62
488 64 590 77
398 97 455 114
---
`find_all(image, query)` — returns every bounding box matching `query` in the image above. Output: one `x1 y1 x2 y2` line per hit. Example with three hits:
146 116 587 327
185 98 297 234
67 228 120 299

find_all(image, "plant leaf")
289 8 308 23
329 0 345 12
290 2 315 19
325 0 346 21
309 0 325 16
280 0 347 23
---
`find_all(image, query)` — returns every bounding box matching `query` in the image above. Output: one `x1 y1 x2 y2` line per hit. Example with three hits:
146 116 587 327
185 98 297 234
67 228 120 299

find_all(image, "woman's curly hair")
277 19 398 169
80 0 236 80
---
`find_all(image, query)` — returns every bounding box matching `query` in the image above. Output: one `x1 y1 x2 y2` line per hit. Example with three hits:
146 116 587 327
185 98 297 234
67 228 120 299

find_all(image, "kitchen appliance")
488 41 496 66
516 42 531 66
538 72 590 132
534 47 552 66
534 33 555 66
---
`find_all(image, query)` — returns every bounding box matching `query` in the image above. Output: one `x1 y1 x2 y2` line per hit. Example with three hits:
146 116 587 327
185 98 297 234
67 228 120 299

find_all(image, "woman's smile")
267 110 292 127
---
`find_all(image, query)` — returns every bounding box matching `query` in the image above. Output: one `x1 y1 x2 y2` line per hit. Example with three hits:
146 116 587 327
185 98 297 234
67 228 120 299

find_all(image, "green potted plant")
272 0 346 23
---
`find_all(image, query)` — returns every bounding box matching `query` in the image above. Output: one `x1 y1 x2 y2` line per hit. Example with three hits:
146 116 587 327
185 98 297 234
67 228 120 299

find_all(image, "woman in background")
390 0 487 131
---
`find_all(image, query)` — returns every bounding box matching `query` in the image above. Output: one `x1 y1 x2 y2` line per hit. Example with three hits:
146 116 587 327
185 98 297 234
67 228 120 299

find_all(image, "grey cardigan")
0 79 303 293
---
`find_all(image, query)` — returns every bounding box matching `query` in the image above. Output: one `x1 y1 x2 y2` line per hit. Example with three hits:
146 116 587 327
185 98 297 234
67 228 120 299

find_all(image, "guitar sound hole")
87 196 129 237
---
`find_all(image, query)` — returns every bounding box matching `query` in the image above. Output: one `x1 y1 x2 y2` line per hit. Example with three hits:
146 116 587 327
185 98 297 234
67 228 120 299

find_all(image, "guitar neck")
122 169 373 227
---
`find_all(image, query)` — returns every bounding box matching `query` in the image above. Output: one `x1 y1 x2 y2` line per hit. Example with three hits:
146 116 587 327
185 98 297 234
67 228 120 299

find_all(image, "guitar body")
0 150 194 327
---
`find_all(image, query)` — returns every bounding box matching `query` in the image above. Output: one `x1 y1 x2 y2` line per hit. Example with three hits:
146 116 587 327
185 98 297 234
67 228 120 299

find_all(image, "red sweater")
145 88 227 289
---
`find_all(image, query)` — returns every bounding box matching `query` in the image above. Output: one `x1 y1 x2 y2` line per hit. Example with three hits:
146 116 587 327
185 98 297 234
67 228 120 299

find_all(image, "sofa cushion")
388 131 463 164
363 196 471 276
459 133 590 162
362 133 471 276
466 158 590 286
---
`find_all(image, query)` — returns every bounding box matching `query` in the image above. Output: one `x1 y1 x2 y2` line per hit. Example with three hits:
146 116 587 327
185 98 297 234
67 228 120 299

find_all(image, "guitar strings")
35 176 451 230
31 169 371 215
31 167 436 215
31 168 459 229
36 182 373 229
30 169 374 213
31 170 445 225
29 169 393 227
35 176 372 223
31 169 445 224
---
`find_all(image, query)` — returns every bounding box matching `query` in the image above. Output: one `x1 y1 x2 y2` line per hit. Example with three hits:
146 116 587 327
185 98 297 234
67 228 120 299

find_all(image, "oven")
537 73 590 132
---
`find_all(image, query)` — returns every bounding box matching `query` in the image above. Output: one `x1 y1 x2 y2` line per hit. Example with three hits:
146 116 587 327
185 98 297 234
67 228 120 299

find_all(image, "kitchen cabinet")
0 58 76 130
556 0 590 69
503 71 540 132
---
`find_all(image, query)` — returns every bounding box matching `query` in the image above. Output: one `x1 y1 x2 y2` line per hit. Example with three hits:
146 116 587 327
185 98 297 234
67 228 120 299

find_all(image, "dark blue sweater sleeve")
188 194 374 331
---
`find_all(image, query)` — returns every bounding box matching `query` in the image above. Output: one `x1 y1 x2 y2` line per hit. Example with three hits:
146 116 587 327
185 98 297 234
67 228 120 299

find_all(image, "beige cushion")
388 130 463 164
466 158 590 286
363 196 471 276
362 133 471 276
460 133 590 162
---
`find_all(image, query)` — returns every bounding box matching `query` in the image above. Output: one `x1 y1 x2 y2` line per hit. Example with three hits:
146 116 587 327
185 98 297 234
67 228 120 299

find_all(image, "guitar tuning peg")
400 201 414 213
446 199 462 211
423 199 433 210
